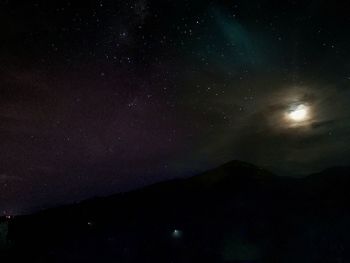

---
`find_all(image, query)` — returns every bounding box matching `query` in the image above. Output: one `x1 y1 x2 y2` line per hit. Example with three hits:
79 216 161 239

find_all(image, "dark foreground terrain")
1 161 350 262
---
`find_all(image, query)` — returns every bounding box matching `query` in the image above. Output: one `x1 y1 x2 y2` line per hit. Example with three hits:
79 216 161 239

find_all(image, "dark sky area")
1 0 350 214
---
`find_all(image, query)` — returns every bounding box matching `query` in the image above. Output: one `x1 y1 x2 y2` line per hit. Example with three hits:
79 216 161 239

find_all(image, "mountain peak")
186 160 275 188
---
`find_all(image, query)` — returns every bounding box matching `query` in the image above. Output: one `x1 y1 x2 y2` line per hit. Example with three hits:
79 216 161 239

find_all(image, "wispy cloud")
0 174 22 182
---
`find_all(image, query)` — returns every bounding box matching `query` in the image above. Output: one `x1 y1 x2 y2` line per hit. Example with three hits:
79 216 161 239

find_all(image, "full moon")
287 104 310 122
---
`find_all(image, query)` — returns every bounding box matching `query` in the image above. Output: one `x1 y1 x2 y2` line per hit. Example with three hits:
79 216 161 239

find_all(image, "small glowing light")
288 104 309 122
172 229 182 238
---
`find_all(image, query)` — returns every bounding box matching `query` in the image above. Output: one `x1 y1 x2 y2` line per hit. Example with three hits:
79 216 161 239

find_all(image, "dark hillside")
3 161 350 262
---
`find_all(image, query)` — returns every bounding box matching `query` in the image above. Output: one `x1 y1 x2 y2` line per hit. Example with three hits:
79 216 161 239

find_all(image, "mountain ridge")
2 160 350 262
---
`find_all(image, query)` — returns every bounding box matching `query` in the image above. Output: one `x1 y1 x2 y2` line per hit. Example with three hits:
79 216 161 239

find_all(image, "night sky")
1 0 350 214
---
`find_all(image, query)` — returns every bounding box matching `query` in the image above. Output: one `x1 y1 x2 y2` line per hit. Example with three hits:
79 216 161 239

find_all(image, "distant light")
172 229 182 238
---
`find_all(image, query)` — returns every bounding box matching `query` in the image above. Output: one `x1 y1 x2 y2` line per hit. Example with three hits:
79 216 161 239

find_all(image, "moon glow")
285 104 311 126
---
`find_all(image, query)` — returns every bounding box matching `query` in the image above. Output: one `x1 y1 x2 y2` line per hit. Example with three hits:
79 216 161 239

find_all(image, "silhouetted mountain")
2 161 350 262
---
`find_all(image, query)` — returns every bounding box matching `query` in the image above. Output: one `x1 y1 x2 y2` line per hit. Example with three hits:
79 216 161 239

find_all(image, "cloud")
311 120 337 130
0 174 22 182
